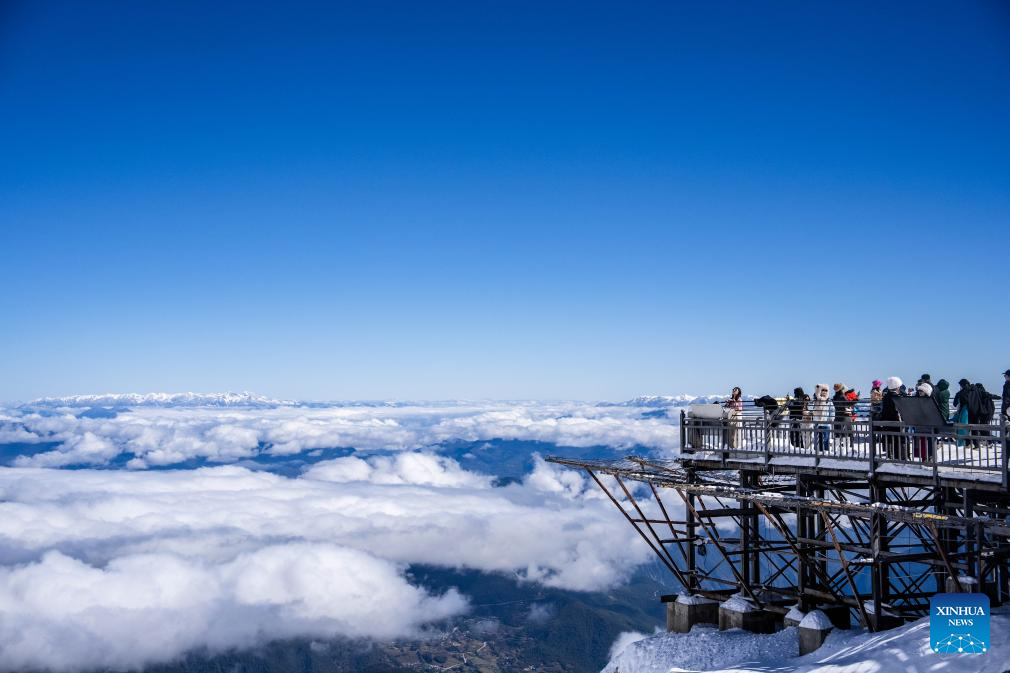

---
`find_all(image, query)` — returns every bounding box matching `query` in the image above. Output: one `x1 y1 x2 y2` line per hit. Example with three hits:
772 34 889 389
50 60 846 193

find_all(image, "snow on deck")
604 611 1010 673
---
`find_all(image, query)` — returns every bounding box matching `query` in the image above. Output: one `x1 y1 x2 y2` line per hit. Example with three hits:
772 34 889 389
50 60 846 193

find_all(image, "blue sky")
2 1 1009 401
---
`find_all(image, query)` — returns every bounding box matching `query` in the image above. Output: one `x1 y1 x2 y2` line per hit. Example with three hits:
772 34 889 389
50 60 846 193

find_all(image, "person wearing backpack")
976 382 999 448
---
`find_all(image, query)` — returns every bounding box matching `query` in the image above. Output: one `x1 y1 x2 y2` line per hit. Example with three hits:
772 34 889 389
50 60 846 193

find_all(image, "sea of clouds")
0 400 684 468
0 397 686 671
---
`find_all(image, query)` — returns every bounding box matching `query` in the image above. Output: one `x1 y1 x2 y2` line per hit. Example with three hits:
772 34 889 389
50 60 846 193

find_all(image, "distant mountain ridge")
24 392 746 410
27 391 293 409
610 394 740 408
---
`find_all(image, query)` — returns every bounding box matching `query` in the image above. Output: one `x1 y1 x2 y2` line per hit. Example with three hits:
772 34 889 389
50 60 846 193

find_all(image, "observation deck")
679 399 1008 492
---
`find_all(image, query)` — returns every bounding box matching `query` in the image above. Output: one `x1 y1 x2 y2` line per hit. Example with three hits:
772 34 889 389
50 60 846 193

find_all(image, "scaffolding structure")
548 410 1010 632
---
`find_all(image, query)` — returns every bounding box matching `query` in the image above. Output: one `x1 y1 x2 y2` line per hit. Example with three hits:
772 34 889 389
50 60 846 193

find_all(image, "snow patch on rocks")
602 624 797 673
799 610 833 630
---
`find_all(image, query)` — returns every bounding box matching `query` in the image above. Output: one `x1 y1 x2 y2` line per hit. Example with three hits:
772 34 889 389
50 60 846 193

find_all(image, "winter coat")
788 395 808 420
976 383 998 423
1003 380 1010 418
954 383 980 423
832 390 849 422
878 389 901 424
810 397 834 424
845 390 859 419
935 380 951 421
919 378 940 406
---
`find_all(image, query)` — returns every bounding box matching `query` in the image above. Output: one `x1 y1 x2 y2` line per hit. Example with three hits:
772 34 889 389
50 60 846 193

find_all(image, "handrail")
681 413 1007 480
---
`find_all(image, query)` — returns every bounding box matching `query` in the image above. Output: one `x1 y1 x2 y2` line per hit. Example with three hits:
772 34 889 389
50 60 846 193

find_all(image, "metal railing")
680 409 1010 488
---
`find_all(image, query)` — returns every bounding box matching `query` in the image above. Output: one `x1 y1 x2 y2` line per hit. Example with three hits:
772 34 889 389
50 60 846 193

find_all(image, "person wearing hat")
1002 370 1010 421
879 377 907 459
918 373 941 405
870 379 884 417
935 379 951 421
810 383 834 452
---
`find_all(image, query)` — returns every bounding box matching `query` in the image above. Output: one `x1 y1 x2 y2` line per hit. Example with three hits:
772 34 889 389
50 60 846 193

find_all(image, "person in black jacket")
953 380 978 421
788 387 809 448
977 383 998 421
832 383 855 448
1002 370 1010 421
953 379 980 449
878 377 907 459
976 382 999 447
832 383 847 424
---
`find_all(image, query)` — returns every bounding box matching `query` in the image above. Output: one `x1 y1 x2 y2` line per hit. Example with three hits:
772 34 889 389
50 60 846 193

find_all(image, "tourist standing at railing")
918 373 941 407
724 386 743 449
1002 370 1010 421
935 379 951 421
879 377 908 459
832 383 854 449
953 379 977 448
914 381 936 460
810 384 833 452
870 380 884 416
788 387 809 448
976 382 999 447
845 388 859 443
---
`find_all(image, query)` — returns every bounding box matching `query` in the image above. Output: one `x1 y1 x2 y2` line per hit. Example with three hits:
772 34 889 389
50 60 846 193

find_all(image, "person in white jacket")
809 383 834 452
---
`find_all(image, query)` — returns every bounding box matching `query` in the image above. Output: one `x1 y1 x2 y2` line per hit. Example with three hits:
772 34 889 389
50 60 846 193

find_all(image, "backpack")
976 383 996 420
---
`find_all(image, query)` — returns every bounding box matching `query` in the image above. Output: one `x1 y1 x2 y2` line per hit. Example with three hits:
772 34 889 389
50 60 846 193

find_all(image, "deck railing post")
868 417 876 477
680 409 687 454
764 416 771 467
932 426 939 485
1002 416 1008 491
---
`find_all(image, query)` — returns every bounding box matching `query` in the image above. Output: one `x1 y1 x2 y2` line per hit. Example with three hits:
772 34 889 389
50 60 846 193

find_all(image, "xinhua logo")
929 592 989 654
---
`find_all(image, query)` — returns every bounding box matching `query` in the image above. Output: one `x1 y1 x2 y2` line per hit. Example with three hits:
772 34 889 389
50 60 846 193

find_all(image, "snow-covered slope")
604 612 1010 673
26 391 292 408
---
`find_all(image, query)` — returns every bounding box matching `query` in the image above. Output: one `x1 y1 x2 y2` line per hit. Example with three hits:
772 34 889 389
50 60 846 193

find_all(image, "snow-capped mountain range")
22 391 740 410
610 394 742 408
26 391 293 409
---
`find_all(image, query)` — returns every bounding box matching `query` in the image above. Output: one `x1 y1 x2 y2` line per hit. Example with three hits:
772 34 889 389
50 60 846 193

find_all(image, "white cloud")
0 545 466 673
305 452 491 488
1 401 680 468
0 453 655 671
